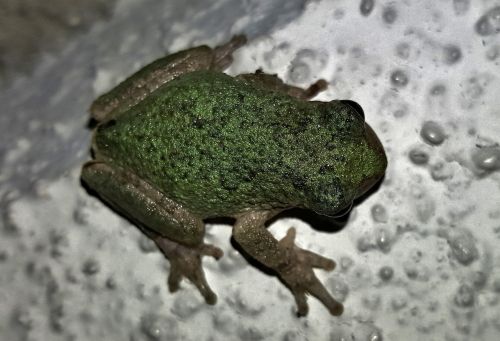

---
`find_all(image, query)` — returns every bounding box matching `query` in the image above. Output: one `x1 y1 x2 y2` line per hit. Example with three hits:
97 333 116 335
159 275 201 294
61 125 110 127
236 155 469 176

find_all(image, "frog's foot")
302 79 328 99
153 235 223 305
213 34 247 70
276 228 343 317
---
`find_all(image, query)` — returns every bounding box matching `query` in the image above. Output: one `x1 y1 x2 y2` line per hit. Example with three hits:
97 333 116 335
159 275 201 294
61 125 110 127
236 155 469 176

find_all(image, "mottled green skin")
94 70 385 217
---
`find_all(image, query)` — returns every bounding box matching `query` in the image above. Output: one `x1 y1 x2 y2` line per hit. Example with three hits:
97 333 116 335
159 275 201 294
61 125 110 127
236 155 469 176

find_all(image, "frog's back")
94 71 360 217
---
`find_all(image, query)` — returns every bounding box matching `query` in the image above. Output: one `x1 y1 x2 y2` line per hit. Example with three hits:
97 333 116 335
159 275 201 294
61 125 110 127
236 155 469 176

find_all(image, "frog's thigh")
81 161 204 246
90 35 246 123
232 210 284 268
90 46 214 123
233 210 343 316
237 72 327 100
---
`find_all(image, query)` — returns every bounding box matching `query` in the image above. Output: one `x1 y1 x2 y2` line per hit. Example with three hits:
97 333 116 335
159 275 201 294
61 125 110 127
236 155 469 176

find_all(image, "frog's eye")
330 201 353 218
340 100 365 120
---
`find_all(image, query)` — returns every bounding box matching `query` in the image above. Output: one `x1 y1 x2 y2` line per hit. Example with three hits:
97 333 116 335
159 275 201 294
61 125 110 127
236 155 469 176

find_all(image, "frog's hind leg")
81 161 223 304
233 210 343 317
90 35 247 123
144 229 223 305
237 70 328 100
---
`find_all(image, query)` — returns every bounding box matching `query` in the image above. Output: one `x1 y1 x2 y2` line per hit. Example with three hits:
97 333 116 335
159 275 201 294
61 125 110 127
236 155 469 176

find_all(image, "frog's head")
301 100 387 217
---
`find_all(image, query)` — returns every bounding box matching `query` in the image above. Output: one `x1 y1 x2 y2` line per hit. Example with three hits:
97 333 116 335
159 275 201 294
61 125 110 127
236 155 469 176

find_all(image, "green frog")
82 35 387 317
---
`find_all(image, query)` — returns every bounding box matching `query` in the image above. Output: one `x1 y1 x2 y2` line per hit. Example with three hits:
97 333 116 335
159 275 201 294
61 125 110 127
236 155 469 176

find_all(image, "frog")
81 35 387 317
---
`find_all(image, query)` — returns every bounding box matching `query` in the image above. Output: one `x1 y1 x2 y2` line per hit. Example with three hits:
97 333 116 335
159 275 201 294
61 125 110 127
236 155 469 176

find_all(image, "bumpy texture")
94 71 385 217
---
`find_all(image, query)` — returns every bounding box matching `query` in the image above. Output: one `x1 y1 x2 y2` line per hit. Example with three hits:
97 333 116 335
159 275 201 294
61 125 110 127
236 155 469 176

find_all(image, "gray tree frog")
82 35 387 316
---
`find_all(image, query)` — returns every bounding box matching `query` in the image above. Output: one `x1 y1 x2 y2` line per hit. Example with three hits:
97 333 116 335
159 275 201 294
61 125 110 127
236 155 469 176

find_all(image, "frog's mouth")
329 201 353 218
355 123 387 198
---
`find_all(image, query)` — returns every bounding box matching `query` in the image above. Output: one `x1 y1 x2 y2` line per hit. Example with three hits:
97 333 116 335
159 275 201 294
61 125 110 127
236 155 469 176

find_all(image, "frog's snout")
340 100 365 121
364 123 385 158
355 123 387 197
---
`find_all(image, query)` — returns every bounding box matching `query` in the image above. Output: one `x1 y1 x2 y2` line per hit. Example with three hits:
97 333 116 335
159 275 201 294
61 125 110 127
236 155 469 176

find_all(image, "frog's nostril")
340 100 365 120
99 119 117 130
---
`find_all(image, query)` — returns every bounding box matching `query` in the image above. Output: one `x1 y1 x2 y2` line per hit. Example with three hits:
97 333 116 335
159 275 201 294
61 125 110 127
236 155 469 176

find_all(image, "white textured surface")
1 0 500 340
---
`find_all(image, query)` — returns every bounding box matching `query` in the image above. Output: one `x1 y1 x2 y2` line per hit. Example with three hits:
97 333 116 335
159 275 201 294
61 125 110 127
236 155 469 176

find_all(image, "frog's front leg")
233 211 343 317
90 35 246 122
81 161 223 304
237 70 328 100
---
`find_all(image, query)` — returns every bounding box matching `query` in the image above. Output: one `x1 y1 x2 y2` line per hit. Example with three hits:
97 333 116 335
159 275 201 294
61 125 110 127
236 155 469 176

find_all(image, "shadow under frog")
81 36 387 317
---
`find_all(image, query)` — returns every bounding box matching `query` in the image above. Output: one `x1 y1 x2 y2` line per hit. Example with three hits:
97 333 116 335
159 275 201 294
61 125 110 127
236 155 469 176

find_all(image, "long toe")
200 244 224 259
301 249 336 271
293 291 309 317
189 268 218 305
167 266 182 292
306 275 343 316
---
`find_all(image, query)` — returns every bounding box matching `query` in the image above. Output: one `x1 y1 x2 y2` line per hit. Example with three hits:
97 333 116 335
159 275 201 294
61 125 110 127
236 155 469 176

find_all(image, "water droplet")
360 0 375 17
471 271 487 289
416 199 435 223
471 146 500 171
328 276 349 302
138 235 158 253
362 293 381 310
0 250 8 262
49 230 68 258
403 262 429 281
453 0 470 16
283 331 302 341
357 235 374 252
287 49 328 84
454 284 475 307
82 259 100 276
288 62 311 84
73 206 90 225
430 83 446 96
404 265 418 280
382 6 398 24
172 294 201 318
486 45 500 60
443 45 462 64
391 296 407 310
371 204 388 223
380 88 410 117
390 69 408 87
379 266 394 281
376 228 392 252
369 330 383 341
213 310 235 334
448 231 478 265
340 256 354 271
420 121 446 146
475 6 500 36
106 277 117 289
409 147 429 165
219 249 246 273
334 8 345 20
227 290 265 316
330 329 351 341
409 249 423 262
140 313 178 340
13 307 34 331
492 277 500 293
238 326 264 340
395 42 410 59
